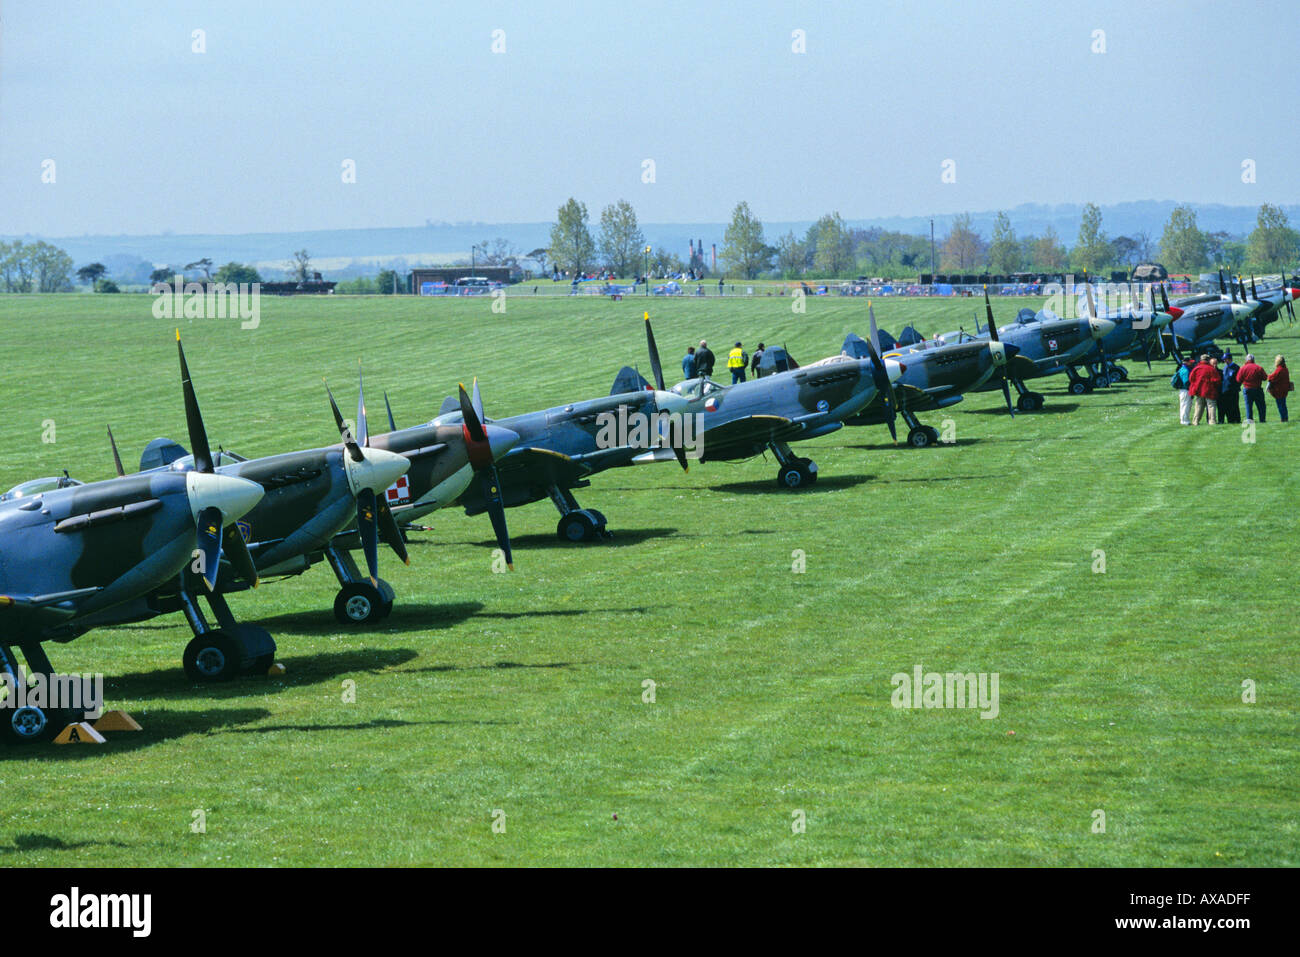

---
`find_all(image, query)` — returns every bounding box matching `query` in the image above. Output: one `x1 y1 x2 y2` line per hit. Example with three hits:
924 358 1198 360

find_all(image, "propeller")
1158 284 1184 363
1284 271 1296 322
107 425 125 477
1219 268 1229 299
459 382 513 570
1082 278 1110 385
1138 286 1156 370
383 391 398 432
643 312 689 471
325 369 410 584
175 331 260 591
984 287 1015 414
865 303 899 441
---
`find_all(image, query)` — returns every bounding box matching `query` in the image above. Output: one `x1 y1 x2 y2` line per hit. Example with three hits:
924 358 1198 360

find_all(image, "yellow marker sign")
93 710 142 732
54 722 107 745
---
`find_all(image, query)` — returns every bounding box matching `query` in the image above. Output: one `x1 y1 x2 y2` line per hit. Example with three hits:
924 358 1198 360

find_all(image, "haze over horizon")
3 0 1297 238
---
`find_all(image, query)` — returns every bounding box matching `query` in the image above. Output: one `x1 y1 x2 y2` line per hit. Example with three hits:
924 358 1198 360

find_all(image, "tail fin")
841 333 871 359
610 365 650 395
896 325 923 346
139 437 188 472
438 395 459 416
876 328 897 350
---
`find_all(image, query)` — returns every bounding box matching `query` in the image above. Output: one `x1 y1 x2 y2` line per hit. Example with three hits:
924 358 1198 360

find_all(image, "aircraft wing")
696 413 800 453
493 446 598 487
0 587 101 616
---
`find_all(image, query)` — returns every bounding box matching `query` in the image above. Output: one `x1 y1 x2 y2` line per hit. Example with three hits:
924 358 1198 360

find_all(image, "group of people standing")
1173 352 1291 425
681 340 767 384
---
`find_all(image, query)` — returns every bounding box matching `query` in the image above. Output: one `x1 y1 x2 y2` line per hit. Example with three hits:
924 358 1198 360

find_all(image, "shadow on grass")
0 833 134 855
707 474 873 495
0 706 273 761
223 716 515 733
409 660 576 675
455 527 679 549
103 648 421 702
257 601 485 635
963 402 1081 415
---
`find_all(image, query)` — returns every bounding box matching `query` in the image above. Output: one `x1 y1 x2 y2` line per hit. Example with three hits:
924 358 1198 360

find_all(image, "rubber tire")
557 511 597 543
587 510 607 527
777 462 813 489
183 631 243 682
1116 366 1129 381
0 703 67 744
1068 380 1088 396
924 426 941 444
795 458 818 484
907 427 932 448
334 582 385 625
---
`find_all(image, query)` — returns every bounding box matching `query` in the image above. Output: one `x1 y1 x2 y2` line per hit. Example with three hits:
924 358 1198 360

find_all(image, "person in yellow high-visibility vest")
727 341 748 384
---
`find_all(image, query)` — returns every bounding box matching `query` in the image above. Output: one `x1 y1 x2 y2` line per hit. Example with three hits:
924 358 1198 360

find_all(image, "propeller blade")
107 425 125 477
865 304 898 442
1219 269 1227 297
325 381 364 462
478 466 513 570
355 487 380 585
376 500 409 566
222 521 259 588
383 391 398 432
195 505 224 591
176 331 213 473
356 363 369 448
471 378 485 422
869 304 884 352
1000 376 1014 415
983 287 999 342
644 312 666 391
458 383 488 445
668 415 689 472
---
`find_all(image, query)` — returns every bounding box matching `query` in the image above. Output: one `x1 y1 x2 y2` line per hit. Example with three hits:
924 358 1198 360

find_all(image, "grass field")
0 291 1296 867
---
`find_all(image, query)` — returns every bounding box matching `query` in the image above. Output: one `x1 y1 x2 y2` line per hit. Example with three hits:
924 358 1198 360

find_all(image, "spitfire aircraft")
782 304 1019 447
0 348 265 741
919 290 1115 405
649 315 904 487
389 326 692 543
108 348 524 652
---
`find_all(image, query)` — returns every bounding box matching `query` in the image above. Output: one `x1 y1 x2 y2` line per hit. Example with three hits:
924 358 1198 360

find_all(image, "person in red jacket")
1188 355 1222 425
1268 355 1291 423
1236 354 1270 423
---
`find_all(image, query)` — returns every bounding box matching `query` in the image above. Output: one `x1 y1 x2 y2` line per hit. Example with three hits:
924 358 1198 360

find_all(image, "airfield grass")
0 291 1296 867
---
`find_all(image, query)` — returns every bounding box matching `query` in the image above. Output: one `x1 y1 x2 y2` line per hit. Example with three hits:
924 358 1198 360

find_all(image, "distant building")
410 266 512 294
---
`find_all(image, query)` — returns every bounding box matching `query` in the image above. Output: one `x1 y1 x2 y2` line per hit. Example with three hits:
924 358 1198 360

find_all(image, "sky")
2 0 1298 237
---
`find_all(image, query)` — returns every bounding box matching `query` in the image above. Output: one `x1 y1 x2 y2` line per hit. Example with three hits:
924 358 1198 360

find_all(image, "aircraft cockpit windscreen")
1 476 86 502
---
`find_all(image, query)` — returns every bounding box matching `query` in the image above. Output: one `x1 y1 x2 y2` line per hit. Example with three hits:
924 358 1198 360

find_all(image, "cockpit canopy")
165 450 248 472
670 378 728 401
1 475 85 502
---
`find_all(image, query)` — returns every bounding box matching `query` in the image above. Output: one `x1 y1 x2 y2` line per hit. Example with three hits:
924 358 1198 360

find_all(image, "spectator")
1218 351 1241 424
727 341 748 384
682 346 697 380
1237 353 1269 423
1172 357 1194 425
751 342 766 375
718 277 725 296
1188 355 1222 425
1267 355 1292 423
695 340 715 378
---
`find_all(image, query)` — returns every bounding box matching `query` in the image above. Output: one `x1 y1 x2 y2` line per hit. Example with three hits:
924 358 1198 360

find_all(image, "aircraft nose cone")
1089 317 1115 338
485 423 520 462
884 359 904 383
186 471 264 523
988 340 1008 366
1230 303 1254 320
354 446 410 494
654 389 691 415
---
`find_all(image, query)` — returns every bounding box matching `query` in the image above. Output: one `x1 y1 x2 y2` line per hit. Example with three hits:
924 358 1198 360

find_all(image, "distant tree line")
0 240 75 292
542 199 1300 281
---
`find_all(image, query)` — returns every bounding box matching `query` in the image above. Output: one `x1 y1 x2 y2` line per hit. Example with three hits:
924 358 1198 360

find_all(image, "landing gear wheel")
0 703 64 744
333 582 385 625
557 510 598 543
1116 366 1129 381
1068 380 1089 396
907 426 934 448
1107 369 1124 385
1092 374 1109 389
183 631 243 682
777 461 815 489
1016 392 1044 412
587 510 607 527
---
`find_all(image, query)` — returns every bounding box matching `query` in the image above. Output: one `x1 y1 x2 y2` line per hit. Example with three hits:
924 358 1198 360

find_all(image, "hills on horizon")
5 200 1295 282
